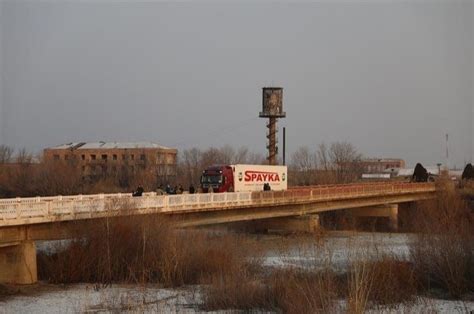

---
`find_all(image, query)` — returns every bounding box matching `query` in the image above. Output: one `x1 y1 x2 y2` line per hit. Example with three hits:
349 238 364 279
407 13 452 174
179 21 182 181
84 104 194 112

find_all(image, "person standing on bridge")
133 185 144 197
156 184 165 195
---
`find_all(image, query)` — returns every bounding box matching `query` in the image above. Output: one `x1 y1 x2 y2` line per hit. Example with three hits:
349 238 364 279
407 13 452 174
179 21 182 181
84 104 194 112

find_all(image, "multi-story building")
360 158 406 173
43 142 177 182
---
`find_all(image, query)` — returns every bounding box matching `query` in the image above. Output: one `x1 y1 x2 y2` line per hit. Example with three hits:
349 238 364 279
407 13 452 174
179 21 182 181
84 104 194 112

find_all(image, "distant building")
360 158 405 173
43 142 177 182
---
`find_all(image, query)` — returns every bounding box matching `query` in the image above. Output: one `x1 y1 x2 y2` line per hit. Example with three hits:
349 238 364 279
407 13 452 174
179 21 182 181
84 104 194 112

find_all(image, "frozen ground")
0 284 202 313
2 232 473 313
366 298 474 313
263 231 414 272
2 284 473 313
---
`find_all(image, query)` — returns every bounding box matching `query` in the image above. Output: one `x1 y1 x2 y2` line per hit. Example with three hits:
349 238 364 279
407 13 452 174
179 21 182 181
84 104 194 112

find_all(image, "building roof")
48 142 175 150
361 158 404 163
397 167 440 177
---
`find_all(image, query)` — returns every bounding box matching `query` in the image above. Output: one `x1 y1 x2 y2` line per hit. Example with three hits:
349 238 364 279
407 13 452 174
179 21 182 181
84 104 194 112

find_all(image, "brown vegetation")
0 145 267 198
289 142 363 186
0 142 364 198
409 185 474 298
36 208 467 313
202 254 418 313
37 216 258 288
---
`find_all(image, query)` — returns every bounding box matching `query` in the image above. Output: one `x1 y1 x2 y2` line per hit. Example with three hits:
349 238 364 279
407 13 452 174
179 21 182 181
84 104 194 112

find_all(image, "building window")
166 154 174 164
140 154 146 161
101 154 107 160
156 154 163 164
131 154 135 161
64 155 69 160
91 154 96 160
91 165 96 172
53 154 60 160
81 154 85 161
113 154 117 160
130 166 135 172
112 166 117 172
81 166 85 172
122 154 126 160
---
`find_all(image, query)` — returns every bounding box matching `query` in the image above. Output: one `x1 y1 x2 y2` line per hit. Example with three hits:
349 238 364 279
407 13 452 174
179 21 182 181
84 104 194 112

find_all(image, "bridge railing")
0 182 435 226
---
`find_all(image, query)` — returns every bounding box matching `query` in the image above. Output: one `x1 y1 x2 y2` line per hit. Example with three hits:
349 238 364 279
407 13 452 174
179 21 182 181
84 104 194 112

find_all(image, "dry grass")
36 187 473 311
201 267 342 313
409 187 474 298
269 268 342 314
37 216 257 288
347 256 417 313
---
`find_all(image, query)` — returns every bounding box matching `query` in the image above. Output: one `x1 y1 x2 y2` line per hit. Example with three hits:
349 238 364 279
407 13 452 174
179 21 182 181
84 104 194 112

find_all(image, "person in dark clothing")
263 183 271 191
156 184 165 195
165 184 172 194
412 163 429 182
462 163 474 181
189 184 195 194
132 185 144 197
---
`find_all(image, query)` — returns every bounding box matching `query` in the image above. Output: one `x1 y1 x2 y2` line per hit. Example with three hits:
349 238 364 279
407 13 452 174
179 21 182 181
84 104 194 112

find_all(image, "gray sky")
0 1 472 167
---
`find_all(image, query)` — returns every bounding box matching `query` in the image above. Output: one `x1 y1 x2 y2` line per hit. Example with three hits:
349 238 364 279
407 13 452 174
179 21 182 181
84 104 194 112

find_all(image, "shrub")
37 215 256 287
409 188 474 298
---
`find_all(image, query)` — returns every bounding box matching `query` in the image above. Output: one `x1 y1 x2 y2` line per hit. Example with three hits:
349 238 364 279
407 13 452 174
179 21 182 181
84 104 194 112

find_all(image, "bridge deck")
0 182 436 227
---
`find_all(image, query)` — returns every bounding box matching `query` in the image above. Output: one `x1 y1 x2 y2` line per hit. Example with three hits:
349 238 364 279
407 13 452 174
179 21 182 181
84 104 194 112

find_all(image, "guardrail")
0 182 436 227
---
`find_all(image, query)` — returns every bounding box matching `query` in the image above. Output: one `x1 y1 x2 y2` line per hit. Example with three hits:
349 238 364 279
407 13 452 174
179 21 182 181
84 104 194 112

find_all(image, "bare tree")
317 143 330 171
329 141 363 183
0 145 14 163
180 148 203 185
218 145 236 165
290 146 317 185
16 148 33 164
200 147 222 167
245 152 266 165
234 147 249 164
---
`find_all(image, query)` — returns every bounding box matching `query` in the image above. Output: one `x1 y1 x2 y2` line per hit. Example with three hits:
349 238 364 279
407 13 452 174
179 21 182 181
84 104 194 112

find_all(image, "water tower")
259 87 286 165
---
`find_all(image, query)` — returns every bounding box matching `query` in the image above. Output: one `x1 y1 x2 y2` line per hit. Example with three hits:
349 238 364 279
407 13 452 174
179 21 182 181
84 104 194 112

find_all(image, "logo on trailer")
244 171 280 182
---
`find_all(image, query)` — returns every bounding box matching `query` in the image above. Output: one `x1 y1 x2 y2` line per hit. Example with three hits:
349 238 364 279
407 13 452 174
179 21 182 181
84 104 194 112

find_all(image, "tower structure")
259 87 286 165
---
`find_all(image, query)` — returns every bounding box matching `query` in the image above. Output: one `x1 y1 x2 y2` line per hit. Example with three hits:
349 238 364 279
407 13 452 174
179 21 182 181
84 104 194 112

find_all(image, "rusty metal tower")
259 87 286 165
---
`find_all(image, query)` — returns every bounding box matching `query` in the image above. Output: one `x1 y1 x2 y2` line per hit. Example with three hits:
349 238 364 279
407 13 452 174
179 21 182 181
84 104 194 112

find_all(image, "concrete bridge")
0 182 436 284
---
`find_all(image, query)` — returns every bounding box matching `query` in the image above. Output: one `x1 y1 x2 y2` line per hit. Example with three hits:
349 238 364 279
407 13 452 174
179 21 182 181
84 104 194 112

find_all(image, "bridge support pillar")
352 204 399 231
388 204 398 231
0 241 37 284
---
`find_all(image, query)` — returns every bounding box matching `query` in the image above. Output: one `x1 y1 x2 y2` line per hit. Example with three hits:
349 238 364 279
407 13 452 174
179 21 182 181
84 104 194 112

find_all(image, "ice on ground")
263 232 414 271
2 284 473 314
366 297 474 314
4 232 472 313
0 284 201 314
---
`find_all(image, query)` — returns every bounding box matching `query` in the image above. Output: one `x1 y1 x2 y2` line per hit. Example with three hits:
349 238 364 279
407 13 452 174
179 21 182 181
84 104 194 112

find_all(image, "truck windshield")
201 175 223 184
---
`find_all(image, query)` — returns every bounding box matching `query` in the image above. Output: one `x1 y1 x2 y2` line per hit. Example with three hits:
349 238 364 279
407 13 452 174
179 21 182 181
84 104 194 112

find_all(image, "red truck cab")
201 165 234 193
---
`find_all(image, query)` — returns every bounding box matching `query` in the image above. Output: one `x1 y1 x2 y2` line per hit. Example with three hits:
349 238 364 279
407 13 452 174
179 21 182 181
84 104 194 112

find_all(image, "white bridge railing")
0 182 435 227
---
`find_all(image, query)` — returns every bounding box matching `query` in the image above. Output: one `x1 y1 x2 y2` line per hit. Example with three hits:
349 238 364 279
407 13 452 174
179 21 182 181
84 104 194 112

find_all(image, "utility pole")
282 127 286 165
445 133 449 171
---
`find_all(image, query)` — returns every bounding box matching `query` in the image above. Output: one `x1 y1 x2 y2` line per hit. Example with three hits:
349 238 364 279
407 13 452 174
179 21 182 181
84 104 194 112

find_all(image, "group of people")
133 182 272 196
133 183 197 197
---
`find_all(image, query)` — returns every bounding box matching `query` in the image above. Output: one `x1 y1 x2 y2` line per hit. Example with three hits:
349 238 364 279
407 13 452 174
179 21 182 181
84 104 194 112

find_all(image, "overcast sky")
0 1 472 167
